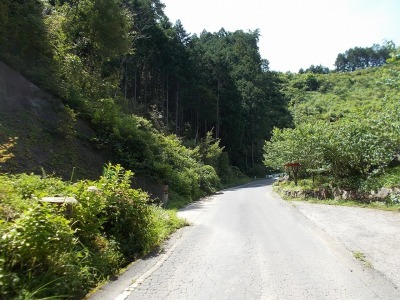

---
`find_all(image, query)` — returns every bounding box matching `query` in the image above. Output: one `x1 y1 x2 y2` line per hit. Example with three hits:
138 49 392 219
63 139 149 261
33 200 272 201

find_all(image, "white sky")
161 0 400 72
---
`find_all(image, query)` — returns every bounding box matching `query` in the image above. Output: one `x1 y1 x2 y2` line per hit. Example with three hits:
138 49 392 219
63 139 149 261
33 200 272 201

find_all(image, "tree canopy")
0 0 293 186
334 42 394 72
265 58 400 189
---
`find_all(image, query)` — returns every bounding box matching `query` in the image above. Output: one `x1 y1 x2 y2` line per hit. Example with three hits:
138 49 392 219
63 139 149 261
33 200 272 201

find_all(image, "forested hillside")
0 1 292 297
1 0 399 298
0 0 290 179
264 52 400 201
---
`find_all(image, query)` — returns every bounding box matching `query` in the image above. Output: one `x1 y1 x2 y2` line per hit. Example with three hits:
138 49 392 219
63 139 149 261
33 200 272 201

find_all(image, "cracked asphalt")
89 180 400 299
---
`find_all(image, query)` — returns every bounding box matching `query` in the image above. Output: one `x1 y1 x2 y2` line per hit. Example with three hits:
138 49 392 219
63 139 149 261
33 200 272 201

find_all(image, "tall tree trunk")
166 74 169 129
216 79 220 139
156 71 159 108
175 82 179 134
133 65 137 107
124 59 128 100
251 141 255 168
195 110 199 142
161 73 165 119
144 69 147 112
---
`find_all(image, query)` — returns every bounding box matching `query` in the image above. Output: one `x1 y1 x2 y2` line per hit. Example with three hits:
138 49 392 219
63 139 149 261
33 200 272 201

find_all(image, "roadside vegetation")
0 0 290 181
1 0 399 298
0 163 186 299
0 1 258 297
264 47 400 207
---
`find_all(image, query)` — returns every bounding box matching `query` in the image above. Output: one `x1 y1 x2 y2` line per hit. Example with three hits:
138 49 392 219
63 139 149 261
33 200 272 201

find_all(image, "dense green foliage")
0 0 290 180
190 29 291 170
0 2 271 297
265 111 400 182
3 0 399 296
264 56 400 193
299 64 330 74
0 164 185 299
334 42 394 72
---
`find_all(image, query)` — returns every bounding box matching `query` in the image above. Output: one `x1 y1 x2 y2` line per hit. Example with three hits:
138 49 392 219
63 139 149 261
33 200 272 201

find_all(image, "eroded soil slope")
0 61 107 179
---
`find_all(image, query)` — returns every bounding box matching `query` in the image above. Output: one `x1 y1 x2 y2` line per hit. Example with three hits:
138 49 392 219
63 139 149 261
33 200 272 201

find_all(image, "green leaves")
335 42 394 72
264 108 400 182
272 54 400 189
0 164 189 298
192 29 291 168
264 121 327 173
1 204 76 268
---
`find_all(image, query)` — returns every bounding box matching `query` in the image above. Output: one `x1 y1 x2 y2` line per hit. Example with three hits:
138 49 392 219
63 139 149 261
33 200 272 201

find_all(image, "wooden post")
162 184 169 206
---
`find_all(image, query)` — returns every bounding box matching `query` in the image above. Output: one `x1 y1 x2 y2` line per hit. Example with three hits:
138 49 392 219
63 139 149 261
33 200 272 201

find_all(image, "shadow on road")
178 179 274 213
223 178 274 191
178 197 215 213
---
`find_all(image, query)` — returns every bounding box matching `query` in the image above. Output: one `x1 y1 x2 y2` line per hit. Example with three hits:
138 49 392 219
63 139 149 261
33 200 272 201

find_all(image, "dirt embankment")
0 61 164 199
0 60 107 179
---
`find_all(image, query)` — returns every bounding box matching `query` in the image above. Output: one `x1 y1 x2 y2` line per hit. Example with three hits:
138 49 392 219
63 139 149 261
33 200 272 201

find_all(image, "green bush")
2 204 75 267
0 203 77 298
362 166 400 192
264 109 400 185
11 173 68 200
0 164 186 298
68 164 181 258
198 165 220 195
91 113 221 203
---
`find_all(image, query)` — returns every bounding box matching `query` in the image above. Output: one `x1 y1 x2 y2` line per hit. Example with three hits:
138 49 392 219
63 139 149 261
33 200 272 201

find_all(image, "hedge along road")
89 180 400 300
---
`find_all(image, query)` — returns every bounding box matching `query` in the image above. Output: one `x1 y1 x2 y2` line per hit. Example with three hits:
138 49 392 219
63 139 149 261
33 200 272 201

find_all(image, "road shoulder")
292 201 400 289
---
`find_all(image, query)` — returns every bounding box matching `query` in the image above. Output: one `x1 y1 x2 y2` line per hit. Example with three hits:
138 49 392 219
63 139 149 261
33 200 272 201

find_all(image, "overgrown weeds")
0 164 186 299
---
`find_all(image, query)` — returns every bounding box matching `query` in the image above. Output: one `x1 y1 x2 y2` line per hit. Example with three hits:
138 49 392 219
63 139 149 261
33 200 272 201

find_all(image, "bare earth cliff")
0 61 107 179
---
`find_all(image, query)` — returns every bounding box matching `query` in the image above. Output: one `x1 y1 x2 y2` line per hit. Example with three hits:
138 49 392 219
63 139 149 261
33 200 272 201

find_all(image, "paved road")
293 201 400 290
89 180 400 299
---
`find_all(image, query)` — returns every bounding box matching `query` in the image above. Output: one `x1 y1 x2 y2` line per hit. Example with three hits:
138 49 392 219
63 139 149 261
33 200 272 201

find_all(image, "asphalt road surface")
89 180 400 299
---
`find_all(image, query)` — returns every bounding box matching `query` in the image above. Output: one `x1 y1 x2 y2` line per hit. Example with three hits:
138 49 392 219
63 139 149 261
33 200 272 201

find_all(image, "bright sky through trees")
162 0 400 72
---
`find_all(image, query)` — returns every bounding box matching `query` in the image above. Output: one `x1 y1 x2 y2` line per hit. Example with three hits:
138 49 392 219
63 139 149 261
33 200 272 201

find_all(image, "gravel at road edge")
292 201 400 289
